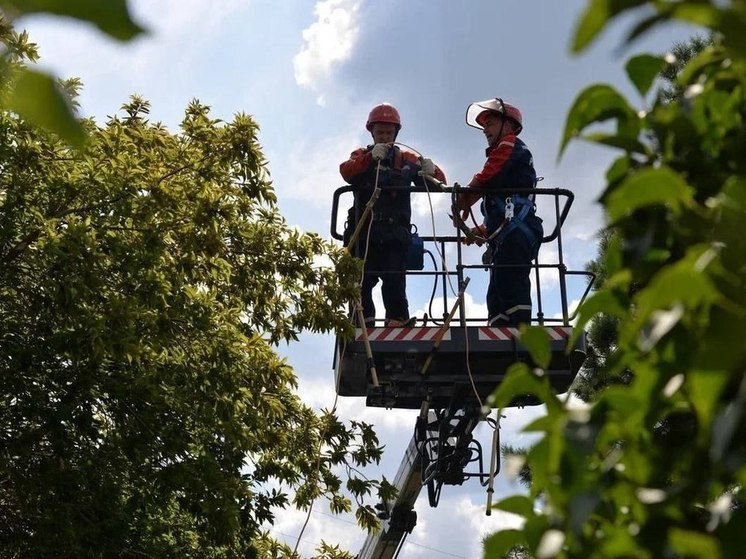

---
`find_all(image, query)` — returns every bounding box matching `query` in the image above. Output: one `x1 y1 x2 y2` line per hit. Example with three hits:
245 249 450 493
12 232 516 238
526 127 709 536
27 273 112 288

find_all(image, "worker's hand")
371 143 390 161
463 224 487 246
419 157 435 176
451 208 470 228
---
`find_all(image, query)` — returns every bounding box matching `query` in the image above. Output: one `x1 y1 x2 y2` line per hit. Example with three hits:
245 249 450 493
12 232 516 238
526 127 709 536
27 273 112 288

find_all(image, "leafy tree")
571 229 628 402
0 23 391 559
485 1 746 557
573 34 715 403
659 34 713 102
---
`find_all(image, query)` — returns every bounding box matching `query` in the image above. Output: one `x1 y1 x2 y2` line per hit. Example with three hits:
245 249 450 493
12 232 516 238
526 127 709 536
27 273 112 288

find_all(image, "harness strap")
487 194 538 250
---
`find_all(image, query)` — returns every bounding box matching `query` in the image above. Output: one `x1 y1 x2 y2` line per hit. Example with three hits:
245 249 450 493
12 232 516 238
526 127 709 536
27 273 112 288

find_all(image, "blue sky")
22 1 703 557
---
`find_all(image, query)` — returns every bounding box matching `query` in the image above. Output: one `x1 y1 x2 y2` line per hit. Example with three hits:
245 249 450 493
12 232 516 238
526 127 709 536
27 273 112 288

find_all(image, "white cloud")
459 494 526 543
298 375 419 431
284 130 363 207
293 0 363 103
411 291 487 323
412 188 448 222
536 243 560 294
551 298 582 325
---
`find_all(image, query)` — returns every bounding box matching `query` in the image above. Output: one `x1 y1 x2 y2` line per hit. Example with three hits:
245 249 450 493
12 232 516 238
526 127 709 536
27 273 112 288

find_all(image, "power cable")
293 160 385 555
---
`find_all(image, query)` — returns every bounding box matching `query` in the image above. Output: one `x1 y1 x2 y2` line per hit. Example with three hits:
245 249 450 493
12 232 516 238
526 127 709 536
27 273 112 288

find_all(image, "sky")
20 1 703 557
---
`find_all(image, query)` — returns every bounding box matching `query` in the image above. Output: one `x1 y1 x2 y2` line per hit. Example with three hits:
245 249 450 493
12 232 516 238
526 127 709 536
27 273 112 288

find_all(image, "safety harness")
483 193 538 250
450 187 539 251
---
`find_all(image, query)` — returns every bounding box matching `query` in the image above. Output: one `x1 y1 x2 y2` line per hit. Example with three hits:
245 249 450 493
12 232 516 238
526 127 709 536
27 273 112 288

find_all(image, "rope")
389 148 498 433
294 162 385 554
395 140 464 312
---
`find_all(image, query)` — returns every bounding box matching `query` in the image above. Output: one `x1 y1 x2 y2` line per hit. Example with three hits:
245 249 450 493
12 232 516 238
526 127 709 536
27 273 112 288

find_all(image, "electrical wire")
292 387 342 556
394 141 494 426
311 144 499 555
393 145 502 531
293 160 384 555
395 140 458 299
308 510 467 558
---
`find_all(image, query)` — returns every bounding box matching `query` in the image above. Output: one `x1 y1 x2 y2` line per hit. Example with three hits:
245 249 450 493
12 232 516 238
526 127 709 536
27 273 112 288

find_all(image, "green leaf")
670 3 722 29
526 438 551 494
569 282 629 348
624 13 668 46
601 386 644 417
582 131 649 154
572 0 609 52
624 249 720 346
559 84 636 158
625 54 667 98
519 325 551 369
597 522 644 556
572 0 648 52
606 154 634 186
490 363 561 413
483 529 526 558
605 166 694 221
6 68 86 148
522 414 555 433
669 528 722 559
492 495 535 517
0 90 384 553
678 47 727 87
3 0 146 41
719 10 746 55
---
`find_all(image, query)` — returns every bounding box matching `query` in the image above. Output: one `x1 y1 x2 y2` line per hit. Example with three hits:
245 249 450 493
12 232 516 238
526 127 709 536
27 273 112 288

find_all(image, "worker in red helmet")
456 98 543 326
340 103 446 327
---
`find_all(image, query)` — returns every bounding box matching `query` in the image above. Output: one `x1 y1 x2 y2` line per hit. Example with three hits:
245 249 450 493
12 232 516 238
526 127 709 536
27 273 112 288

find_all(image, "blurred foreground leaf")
1 0 145 40
6 67 85 147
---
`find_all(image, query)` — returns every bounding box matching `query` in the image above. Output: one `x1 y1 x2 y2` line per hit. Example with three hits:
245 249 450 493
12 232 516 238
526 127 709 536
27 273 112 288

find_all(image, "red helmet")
366 103 402 131
466 98 523 134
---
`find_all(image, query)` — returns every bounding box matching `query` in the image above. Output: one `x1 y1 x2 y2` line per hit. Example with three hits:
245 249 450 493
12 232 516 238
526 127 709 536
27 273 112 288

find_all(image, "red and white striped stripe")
355 326 573 342
356 327 451 342
545 326 573 340
478 327 521 341
478 326 573 341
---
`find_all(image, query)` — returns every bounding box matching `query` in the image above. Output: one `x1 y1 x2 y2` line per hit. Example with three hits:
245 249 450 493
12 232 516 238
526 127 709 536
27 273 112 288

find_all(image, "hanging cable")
392 143 494 423
293 161 386 555
396 140 459 300
292 390 342 556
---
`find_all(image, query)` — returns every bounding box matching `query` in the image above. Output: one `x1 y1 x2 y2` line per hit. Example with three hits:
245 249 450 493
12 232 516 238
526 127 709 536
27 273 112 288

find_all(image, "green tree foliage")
571 229 629 402
0 28 392 559
659 34 713 102
573 34 715 403
485 1 746 557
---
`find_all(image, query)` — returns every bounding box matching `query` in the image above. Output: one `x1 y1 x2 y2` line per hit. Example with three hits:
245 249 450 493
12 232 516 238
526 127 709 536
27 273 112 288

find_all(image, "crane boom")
358 434 421 559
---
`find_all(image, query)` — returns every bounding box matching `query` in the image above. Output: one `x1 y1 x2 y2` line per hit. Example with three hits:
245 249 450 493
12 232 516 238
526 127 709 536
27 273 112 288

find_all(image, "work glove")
419 157 436 177
463 224 487 246
371 143 390 161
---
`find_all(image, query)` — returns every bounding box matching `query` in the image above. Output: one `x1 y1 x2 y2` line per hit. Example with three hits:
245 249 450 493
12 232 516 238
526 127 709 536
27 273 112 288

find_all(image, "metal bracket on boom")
413 392 497 508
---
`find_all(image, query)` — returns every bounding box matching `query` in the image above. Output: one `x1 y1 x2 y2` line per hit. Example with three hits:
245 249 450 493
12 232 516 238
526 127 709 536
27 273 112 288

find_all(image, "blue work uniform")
340 145 446 325
460 134 543 326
